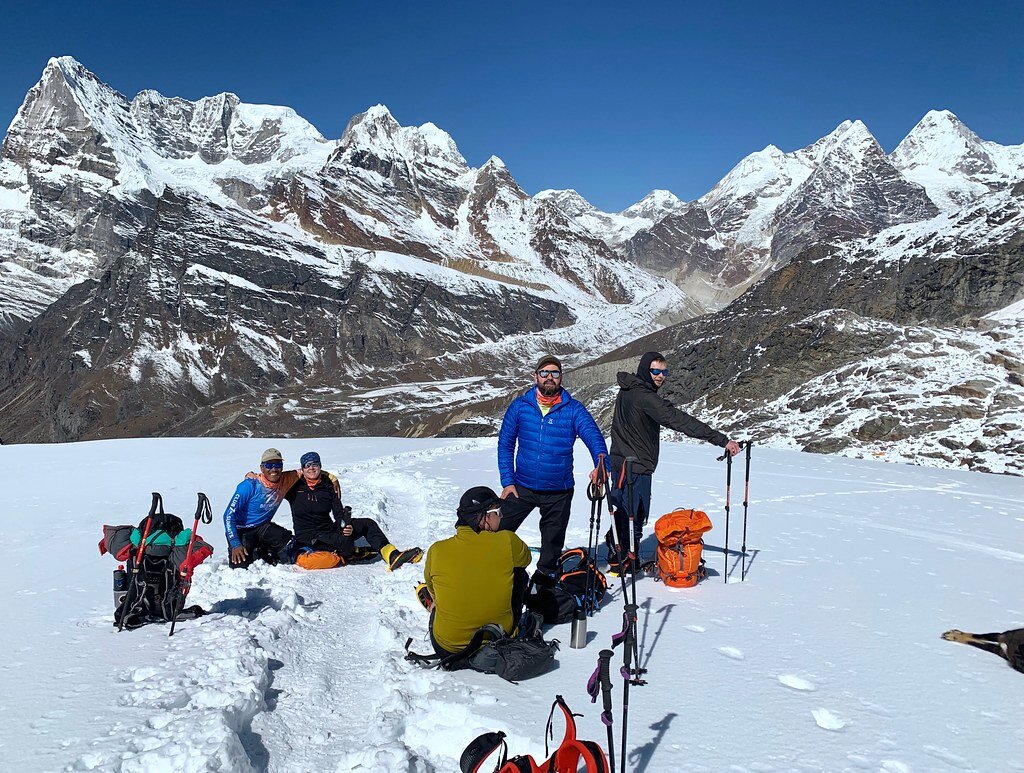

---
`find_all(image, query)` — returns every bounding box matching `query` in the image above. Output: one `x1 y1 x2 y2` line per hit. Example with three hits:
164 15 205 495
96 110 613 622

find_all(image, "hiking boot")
388 547 423 571
415 582 434 612
348 546 379 564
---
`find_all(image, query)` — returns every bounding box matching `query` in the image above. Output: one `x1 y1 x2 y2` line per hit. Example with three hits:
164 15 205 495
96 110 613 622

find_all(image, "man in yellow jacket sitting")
422 487 532 656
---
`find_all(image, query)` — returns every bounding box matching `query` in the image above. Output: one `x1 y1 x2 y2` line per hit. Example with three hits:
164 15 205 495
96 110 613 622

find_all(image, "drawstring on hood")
637 351 666 389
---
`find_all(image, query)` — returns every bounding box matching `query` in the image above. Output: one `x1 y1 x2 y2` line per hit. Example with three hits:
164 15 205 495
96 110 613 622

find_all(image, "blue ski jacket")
497 387 609 492
223 477 290 549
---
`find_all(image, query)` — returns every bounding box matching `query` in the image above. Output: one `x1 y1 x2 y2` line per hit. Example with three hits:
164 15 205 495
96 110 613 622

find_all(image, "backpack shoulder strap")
460 731 508 773
405 624 505 670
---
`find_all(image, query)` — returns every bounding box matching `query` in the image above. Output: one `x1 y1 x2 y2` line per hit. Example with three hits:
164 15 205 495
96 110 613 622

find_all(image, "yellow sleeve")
424 547 435 594
508 533 532 569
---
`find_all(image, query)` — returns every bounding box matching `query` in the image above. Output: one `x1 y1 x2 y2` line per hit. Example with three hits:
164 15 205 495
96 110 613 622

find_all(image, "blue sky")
1 1 1020 210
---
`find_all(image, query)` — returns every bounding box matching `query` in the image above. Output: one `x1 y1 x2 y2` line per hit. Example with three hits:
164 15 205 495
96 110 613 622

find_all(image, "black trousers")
608 462 654 550
498 486 573 576
302 518 389 558
429 567 530 657
233 521 293 568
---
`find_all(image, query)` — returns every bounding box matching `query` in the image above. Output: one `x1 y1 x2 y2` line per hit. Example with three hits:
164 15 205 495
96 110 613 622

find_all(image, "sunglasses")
649 368 669 376
537 369 561 379
262 461 284 470
303 462 321 469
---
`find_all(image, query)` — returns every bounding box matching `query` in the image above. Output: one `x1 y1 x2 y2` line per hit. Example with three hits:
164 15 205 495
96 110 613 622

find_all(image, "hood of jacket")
636 351 666 389
617 371 653 391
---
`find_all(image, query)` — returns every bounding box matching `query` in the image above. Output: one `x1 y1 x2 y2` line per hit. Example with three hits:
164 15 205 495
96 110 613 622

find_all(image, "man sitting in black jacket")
607 351 741 574
286 451 422 571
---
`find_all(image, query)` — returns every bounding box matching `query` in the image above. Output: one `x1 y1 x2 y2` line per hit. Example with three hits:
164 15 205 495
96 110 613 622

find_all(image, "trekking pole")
586 649 615 771
723 452 732 583
623 457 644 673
118 492 160 632
741 442 752 582
619 606 638 773
584 453 607 615
605 466 630 600
607 481 634 668
169 492 213 637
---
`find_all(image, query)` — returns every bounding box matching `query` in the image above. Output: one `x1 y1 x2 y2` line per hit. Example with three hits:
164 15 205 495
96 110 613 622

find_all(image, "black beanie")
456 486 501 531
637 351 666 388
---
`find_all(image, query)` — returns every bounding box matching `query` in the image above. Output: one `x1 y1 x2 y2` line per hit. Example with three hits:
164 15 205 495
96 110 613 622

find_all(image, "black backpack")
113 494 205 630
406 615 559 682
466 623 559 682
526 548 608 625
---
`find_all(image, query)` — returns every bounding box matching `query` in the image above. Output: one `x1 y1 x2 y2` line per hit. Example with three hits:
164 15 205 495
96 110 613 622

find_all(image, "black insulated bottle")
113 564 127 610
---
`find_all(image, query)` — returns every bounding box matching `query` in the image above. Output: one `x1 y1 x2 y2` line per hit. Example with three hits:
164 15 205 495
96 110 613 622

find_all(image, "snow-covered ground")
1 437 1022 772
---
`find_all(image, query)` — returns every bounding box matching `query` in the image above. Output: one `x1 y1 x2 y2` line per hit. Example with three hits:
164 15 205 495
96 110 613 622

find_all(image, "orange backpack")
654 508 713 588
460 695 609 773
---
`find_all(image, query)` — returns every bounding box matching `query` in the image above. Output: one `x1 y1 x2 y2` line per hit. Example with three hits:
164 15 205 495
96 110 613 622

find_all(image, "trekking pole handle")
588 454 608 500
196 492 213 524
599 649 614 693
716 440 747 462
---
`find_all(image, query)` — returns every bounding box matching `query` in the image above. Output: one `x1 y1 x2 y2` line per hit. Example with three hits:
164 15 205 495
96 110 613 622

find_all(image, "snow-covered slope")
2 437 1022 771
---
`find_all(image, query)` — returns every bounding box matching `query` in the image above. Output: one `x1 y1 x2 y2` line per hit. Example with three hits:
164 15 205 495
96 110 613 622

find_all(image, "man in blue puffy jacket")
497 354 609 583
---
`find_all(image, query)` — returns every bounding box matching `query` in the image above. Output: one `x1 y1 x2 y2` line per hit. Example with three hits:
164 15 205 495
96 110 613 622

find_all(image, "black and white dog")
942 628 1024 673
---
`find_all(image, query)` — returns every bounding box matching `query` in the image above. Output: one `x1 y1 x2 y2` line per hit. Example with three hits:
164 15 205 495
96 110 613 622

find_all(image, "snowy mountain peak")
340 104 401 146
2 55 136 180
534 188 597 218
891 110 982 171
802 119 878 165
334 105 468 173
473 156 519 193
43 55 96 85
621 189 685 220
890 110 1024 210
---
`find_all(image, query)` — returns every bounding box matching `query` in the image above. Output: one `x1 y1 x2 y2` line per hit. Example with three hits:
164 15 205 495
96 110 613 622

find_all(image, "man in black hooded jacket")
607 351 741 572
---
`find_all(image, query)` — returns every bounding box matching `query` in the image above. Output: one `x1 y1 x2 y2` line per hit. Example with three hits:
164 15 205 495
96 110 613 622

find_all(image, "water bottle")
113 564 127 610
570 608 588 649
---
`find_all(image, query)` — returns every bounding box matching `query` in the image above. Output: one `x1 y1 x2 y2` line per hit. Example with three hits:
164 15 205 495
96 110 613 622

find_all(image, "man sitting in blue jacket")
497 354 609 584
